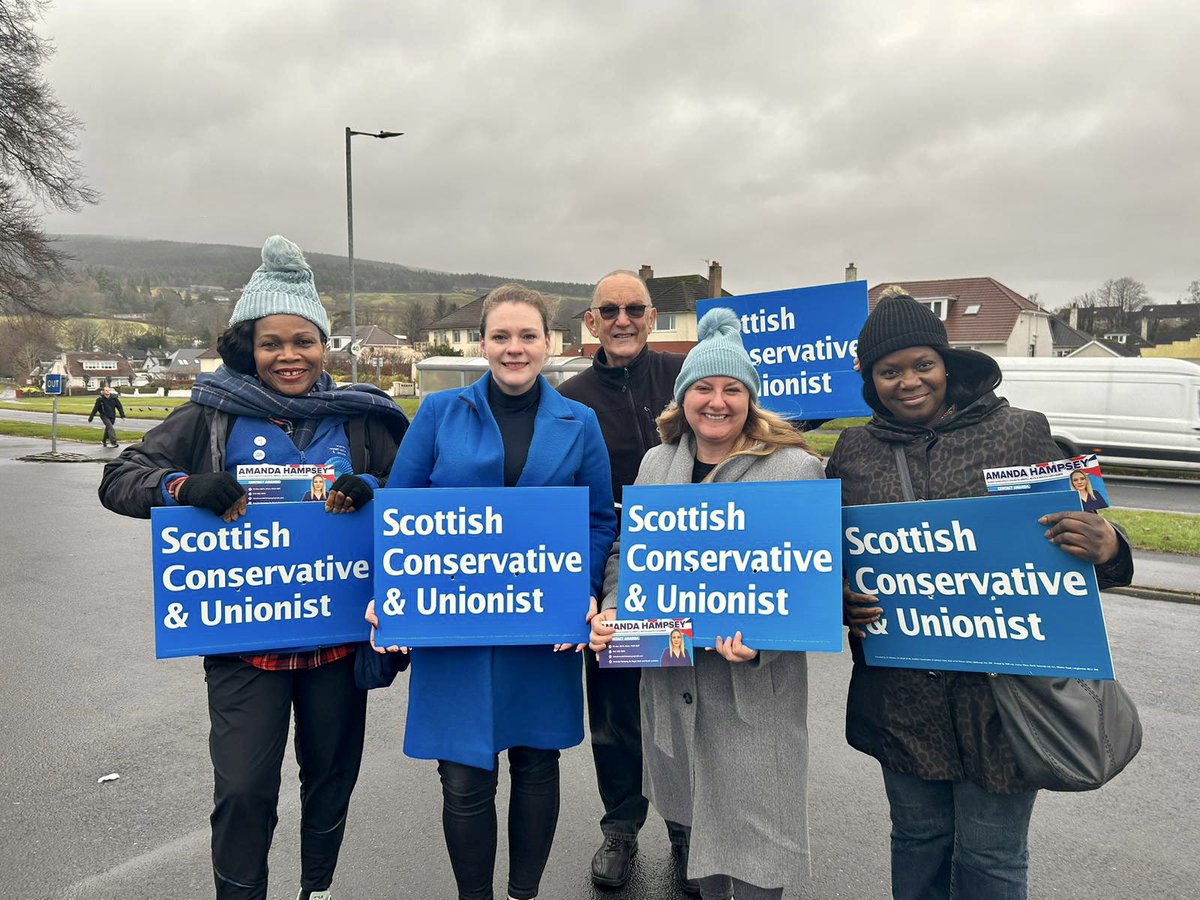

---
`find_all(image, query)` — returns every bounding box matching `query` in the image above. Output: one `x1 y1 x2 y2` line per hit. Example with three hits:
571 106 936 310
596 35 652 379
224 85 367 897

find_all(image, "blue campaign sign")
614 480 844 652
696 281 871 420
372 487 592 647
150 503 374 659
44 373 62 395
842 491 1113 679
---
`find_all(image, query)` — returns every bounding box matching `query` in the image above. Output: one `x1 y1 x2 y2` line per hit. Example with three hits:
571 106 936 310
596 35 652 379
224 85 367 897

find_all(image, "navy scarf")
191 367 407 450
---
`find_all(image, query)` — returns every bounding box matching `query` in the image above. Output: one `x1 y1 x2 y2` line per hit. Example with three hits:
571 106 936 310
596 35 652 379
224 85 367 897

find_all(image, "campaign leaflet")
598 618 695 669
696 281 871 420
237 464 334 504
842 491 1113 679
983 453 1110 513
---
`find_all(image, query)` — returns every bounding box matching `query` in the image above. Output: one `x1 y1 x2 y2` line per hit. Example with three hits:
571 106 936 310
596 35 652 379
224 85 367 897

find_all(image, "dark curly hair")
215 320 257 375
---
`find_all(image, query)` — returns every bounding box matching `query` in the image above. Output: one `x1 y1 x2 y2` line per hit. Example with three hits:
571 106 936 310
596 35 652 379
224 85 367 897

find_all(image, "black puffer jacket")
557 346 684 507
826 358 1134 793
98 402 406 518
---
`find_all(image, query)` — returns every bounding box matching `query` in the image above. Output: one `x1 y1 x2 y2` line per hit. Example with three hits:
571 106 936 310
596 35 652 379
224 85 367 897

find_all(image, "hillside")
51 234 593 298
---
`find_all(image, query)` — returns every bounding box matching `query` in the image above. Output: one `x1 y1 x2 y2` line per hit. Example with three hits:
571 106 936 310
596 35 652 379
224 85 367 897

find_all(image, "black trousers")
204 653 367 900
585 648 651 839
438 747 561 900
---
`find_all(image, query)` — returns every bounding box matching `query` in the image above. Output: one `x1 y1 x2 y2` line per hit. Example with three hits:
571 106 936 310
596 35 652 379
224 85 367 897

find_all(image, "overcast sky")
38 0 1200 307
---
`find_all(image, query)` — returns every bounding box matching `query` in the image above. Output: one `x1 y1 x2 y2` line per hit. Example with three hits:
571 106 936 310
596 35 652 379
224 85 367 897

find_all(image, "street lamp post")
345 126 403 383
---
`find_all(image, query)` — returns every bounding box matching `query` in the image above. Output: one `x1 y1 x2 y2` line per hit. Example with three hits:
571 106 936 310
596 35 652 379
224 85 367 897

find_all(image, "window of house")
82 360 118 370
963 304 981 315
453 330 462 343
656 314 677 332
912 296 950 321
469 330 481 342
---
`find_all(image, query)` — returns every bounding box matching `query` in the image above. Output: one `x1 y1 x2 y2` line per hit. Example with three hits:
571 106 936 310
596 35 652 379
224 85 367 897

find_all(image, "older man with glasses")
558 270 696 894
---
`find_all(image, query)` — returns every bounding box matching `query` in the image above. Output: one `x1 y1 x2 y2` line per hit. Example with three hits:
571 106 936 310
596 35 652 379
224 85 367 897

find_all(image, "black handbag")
987 671 1142 791
888 444 1143 791
353 642 410 690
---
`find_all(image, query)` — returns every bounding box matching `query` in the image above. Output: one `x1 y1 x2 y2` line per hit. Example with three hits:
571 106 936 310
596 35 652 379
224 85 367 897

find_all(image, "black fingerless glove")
177 471 246 516
330 473 374 508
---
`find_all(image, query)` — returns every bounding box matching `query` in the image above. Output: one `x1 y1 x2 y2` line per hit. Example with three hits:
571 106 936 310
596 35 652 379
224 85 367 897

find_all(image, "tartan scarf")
191 366 407 450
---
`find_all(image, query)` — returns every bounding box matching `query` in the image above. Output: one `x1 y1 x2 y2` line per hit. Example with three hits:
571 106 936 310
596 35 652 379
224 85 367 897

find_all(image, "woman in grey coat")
590 308 826 900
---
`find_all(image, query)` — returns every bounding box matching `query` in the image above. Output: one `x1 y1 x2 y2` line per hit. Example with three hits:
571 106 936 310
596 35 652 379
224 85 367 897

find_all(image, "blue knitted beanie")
673 307 760 404
229 235 331 338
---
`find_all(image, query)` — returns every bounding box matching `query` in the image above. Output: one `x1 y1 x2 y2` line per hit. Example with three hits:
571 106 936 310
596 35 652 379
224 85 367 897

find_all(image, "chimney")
1068 304 1078 330
708 260 722 298
1141 316 1151 341
638 264 654 281
845 262 858 282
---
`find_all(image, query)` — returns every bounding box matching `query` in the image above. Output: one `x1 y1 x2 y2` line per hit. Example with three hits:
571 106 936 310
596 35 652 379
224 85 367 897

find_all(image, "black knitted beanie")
856 293 949 377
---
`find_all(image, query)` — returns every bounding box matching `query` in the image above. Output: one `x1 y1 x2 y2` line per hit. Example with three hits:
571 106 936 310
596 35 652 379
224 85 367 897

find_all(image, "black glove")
329 474 374 509
177 471 246 516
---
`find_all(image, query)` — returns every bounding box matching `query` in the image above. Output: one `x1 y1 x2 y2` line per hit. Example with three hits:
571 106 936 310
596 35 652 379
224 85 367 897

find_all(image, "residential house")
427 297 571 356
867 277 1053 358
1048 317 1137 358
328 324 425 378
577 261 733 357
198 347 223 375
164 348 205 383
51 352 137 391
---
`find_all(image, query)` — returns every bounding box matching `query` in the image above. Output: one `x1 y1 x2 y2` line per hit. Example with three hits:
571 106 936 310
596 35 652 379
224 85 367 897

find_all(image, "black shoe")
591 835 637 889
111 443 119 449
672 841 702 896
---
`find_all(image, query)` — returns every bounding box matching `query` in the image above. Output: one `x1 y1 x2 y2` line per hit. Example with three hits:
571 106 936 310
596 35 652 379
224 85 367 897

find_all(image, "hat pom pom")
261 234 308 272
697 306 741 342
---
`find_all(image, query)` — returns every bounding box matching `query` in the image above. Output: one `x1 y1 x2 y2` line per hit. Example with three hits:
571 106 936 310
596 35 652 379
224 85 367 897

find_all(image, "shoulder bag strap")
891 443 917 502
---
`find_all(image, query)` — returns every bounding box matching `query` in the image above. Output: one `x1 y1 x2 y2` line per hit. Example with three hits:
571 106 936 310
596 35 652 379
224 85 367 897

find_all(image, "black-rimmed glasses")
591 303 649 320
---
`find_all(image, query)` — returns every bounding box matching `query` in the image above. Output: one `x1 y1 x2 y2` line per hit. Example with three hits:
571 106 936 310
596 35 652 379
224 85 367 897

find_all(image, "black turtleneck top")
487 377 540 486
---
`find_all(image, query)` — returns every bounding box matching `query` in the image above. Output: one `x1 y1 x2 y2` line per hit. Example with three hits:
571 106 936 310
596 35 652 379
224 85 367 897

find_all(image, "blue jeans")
881 767 1038 900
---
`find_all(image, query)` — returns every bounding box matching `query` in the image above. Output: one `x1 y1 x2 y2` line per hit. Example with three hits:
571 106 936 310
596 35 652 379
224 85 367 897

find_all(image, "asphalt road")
1 459 1197 899
1105 475 1200 514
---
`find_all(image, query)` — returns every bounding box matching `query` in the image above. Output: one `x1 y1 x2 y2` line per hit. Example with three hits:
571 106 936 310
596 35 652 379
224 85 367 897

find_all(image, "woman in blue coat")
380 284 617 900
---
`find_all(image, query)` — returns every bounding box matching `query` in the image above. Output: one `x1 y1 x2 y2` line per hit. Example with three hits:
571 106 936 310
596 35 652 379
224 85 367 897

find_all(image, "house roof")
1070 339 1140 358
645 274 732 314
63 352 136 379
868 277 1044 344
329 325 408 346
1143 302 1200 319
198 347 221 359
429 295 568 332
1048 316 1094 351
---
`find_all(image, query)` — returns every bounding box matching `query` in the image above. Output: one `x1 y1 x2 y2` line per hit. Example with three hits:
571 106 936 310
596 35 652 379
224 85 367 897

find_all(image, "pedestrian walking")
98 235 409 900
88 385 125 447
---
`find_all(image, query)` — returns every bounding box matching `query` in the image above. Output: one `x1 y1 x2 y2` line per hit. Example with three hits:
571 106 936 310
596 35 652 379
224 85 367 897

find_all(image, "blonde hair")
656 396 818 476
878 283 913 301
1071 470 1097 500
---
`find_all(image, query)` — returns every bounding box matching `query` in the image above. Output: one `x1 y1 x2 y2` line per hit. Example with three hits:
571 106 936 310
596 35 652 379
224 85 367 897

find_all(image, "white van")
994 357 1200 472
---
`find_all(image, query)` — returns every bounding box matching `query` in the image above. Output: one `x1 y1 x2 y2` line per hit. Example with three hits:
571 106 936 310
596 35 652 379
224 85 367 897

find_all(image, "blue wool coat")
387 373 617 769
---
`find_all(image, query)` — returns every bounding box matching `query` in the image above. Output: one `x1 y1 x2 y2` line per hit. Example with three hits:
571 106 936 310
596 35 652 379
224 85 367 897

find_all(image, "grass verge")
1101 508 1200 556
0 420 144 444
0 397 187 418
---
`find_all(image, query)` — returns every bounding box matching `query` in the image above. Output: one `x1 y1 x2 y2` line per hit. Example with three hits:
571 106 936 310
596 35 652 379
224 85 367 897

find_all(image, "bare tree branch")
0 0 98 315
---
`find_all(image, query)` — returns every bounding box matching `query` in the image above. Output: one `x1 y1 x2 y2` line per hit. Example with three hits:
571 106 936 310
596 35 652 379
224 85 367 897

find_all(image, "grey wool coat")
602 434 826 888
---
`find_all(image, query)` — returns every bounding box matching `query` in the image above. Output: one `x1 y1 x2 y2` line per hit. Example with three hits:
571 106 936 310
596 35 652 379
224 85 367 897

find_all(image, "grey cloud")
39 0 1200 304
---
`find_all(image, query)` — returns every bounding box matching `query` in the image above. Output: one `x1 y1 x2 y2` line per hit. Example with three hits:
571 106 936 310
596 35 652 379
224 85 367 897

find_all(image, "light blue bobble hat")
228 235 331 338
673 307 760 404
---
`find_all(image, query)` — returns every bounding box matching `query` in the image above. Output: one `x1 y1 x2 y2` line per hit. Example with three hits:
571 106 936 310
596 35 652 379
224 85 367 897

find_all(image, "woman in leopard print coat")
825 288 1133 900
